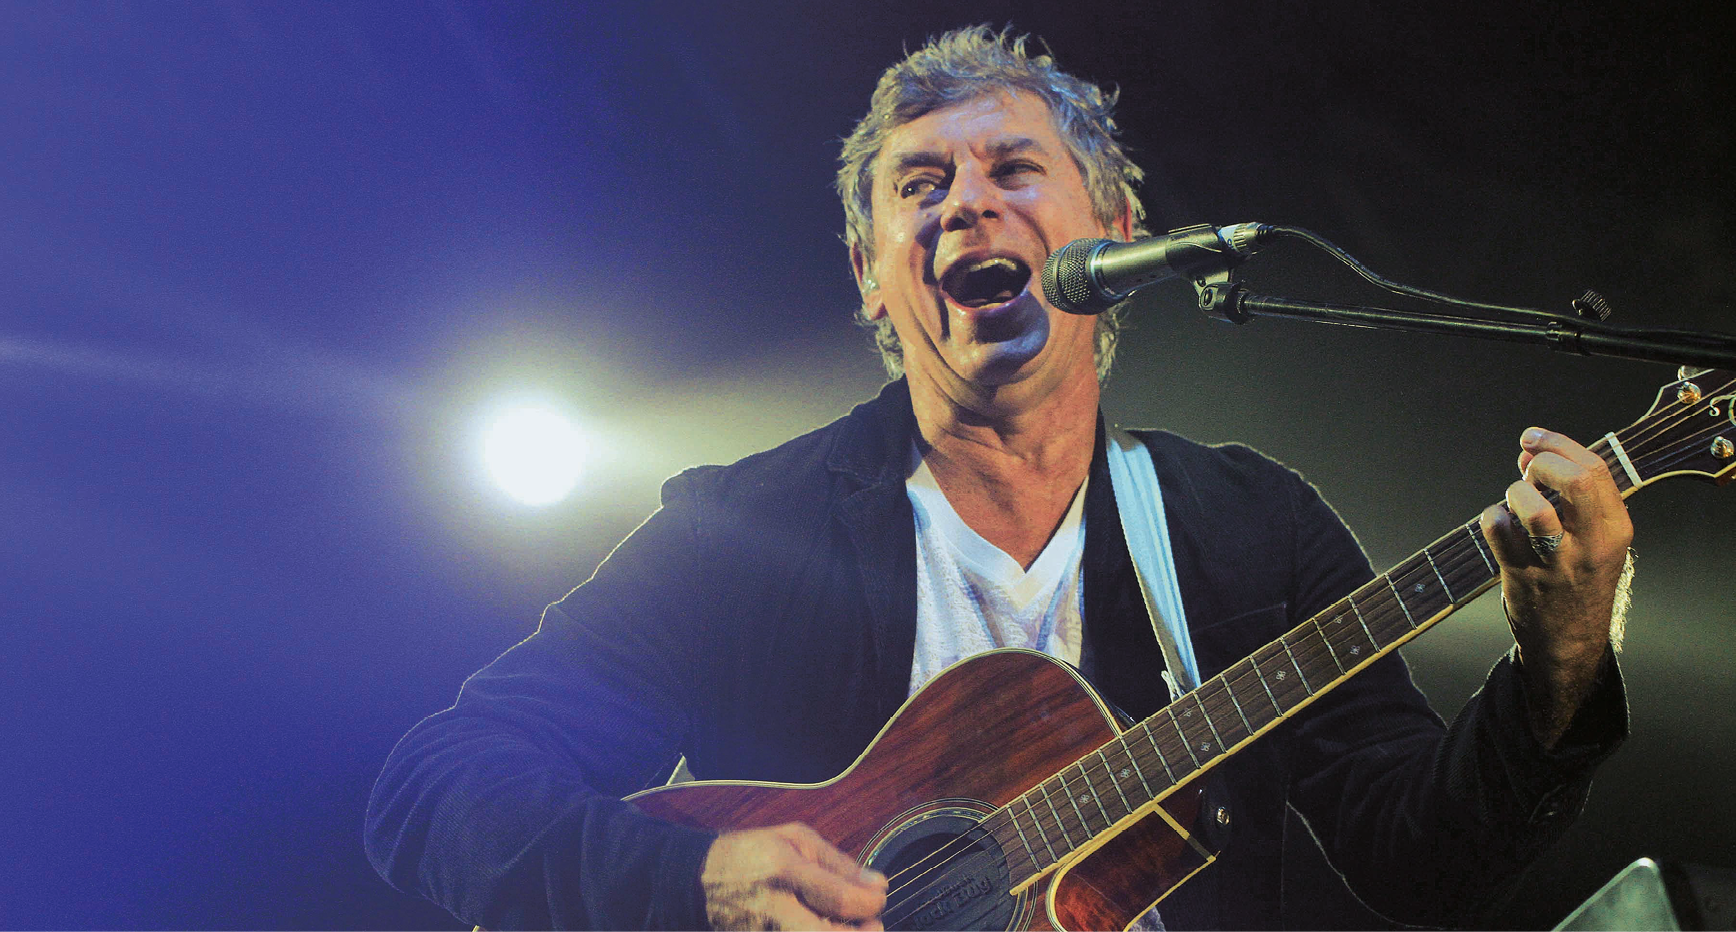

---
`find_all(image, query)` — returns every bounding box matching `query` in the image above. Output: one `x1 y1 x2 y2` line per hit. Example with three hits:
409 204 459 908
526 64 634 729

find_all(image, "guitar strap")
1106 426 1201 696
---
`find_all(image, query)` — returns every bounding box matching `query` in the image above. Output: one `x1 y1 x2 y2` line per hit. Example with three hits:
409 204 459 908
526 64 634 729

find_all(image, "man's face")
855 91 1127 398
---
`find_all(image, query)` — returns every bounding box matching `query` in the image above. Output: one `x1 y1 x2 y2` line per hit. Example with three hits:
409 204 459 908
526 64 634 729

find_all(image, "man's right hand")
700 823 888 930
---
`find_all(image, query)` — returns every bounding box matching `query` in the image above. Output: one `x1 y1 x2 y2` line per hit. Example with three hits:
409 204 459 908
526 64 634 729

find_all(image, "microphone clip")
1195 272 1250 324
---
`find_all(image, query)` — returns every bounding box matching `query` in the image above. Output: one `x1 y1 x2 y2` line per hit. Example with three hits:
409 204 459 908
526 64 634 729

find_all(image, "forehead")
876 91 1068 177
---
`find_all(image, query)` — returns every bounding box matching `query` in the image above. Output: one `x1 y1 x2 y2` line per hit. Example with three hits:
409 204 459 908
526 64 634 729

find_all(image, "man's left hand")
1479 427 1633 750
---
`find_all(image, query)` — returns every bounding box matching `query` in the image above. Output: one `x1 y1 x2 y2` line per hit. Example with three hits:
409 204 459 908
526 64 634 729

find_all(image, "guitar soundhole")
865 807 1028 931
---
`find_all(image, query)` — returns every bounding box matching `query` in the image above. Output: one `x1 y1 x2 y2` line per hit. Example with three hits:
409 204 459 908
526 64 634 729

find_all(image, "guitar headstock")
1619 366 1736 490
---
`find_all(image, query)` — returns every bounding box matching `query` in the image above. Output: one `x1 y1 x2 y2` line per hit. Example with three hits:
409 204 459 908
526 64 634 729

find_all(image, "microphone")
1041 223 1271 314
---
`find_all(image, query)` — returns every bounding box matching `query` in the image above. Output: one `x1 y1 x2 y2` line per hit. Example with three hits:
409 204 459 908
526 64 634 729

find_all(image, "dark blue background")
4 2 1732 928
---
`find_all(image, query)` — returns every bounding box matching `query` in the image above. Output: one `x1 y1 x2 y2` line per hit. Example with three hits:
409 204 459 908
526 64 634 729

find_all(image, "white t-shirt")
905 451 1089 696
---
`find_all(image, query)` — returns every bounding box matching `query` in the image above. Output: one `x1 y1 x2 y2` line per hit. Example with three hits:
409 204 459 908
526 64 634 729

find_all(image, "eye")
899 177 941 199
995 160 1042 183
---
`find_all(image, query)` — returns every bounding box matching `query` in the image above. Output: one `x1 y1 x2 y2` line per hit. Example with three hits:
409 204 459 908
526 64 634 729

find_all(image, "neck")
909 359 1098 469
905 363 1099 568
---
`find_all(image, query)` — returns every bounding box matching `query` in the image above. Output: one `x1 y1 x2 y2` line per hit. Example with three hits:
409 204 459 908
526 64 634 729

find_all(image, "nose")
939 164 1001 232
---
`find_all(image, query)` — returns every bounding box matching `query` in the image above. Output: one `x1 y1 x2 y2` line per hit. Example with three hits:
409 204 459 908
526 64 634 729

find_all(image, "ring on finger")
1528 531 1565 561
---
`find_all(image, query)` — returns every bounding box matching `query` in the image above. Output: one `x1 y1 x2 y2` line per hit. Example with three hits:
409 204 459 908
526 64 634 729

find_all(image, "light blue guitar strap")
1105 427 1201 697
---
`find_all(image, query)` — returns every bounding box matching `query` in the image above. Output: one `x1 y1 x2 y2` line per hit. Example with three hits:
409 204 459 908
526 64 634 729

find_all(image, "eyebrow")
883 136 1052 179
984 136 1047 160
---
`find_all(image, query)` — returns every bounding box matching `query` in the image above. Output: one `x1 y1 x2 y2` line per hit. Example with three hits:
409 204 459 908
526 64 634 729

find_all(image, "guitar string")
881 840 1031 927
881 545 1455 927
1623 422 1736 488
1595 426 1684 496
878 712 1179 911
1018 418 1696 861
867 781 1035 909
1639 385 1736 466
961 539 1483 885
876 391 1736 922
1087 539 1487 825
883 546 1495 929
1620 373 1734 454
879 538 1495 923
1606 374 1735 481
1038 383 1736 865
877 815 1028 926
881 565 1437 930
877 819 1020 926
1642 425 1736 478
889 863 1024 927
1564 393 1734 511
1626 384 1736 482
1152 539 1487 777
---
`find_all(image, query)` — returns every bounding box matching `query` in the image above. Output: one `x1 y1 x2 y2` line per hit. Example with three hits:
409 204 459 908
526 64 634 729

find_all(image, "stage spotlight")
480 404 589 506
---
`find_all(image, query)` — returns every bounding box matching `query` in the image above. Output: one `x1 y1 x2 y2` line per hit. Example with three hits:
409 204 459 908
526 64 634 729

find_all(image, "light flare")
480 404 589 506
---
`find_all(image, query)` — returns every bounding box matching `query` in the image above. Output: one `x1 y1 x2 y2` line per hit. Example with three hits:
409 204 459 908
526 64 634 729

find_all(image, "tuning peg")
1679 364 1713 381
1572 290 1614 321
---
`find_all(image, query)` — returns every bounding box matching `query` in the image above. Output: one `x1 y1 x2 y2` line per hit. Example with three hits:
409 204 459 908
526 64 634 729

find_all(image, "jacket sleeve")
1278 469 1628 927
364 471 721 930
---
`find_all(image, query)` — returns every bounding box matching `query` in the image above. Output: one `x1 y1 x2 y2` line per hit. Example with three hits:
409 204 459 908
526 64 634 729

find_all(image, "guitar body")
627 650 1213 931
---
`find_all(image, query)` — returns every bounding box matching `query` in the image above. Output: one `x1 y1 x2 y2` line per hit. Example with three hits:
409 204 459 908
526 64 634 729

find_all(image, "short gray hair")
836 25 1149 381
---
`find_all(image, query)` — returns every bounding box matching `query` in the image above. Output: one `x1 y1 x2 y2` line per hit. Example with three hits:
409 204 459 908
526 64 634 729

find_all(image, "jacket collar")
826 378 917 489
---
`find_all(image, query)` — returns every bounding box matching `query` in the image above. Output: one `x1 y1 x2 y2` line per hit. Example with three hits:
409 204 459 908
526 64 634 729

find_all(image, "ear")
849 242 886 321
1111 196 1135 242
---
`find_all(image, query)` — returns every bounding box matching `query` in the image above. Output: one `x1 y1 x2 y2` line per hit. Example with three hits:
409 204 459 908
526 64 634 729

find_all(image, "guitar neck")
986 431 1651 888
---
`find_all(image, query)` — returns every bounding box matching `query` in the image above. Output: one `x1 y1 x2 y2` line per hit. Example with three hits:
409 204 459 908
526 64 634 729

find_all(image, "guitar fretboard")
979 435 1639 886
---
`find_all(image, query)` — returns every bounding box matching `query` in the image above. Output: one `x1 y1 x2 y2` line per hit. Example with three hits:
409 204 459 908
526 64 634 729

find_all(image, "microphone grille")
1042 238 1109 314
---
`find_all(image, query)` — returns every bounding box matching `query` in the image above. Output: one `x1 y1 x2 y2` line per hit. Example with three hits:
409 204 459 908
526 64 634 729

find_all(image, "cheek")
1027 188 1099 237
878 238 931 290
872 215 918 267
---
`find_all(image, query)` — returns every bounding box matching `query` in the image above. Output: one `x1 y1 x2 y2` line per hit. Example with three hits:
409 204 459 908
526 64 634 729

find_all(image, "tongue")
963 287 1016 308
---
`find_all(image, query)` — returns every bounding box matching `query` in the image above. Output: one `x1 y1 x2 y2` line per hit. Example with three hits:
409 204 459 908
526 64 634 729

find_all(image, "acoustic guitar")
627 368 1736 931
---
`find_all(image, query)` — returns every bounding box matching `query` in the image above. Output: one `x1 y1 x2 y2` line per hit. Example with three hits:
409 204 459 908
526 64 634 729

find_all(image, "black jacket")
365 379 1624 930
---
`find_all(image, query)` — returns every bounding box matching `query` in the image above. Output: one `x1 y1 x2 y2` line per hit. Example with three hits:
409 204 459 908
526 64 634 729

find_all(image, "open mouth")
940 256 1032 309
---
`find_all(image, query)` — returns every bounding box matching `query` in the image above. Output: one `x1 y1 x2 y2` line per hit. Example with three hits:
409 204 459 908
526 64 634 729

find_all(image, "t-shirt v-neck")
904 449 1089 696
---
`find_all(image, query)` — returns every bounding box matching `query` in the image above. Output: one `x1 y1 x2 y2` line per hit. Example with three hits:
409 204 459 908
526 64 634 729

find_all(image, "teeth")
965 257 1021 275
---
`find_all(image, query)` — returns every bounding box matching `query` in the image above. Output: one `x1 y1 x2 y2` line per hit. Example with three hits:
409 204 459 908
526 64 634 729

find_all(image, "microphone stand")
1192 275 1736 371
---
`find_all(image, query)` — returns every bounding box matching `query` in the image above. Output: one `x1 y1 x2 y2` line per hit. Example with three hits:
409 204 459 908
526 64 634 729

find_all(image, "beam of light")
480 403 589 506
0 333 420 417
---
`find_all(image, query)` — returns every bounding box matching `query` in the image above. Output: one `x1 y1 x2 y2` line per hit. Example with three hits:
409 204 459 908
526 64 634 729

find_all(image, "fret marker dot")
1119 768 1130 779
1350 646 1360 655
1276 671 1286 680
1413 583 1424 593
1200 743 1211 752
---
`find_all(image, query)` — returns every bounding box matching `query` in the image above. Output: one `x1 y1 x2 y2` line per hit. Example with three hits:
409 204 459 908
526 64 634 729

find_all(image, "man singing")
367 26 1631 930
